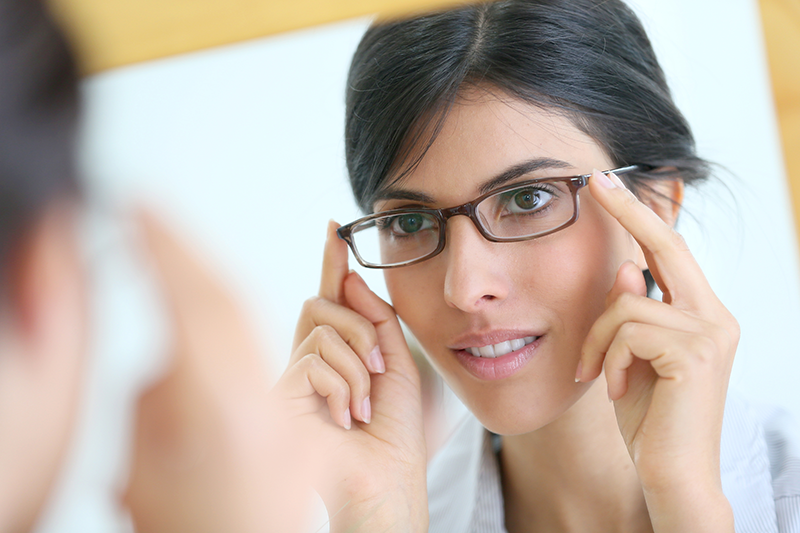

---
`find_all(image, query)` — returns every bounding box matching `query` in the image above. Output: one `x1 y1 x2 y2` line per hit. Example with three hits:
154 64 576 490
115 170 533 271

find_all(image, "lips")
450 331 544 381
464 336 538 358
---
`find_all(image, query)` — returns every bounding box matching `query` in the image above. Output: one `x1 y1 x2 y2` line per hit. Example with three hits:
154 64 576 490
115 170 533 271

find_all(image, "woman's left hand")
577 170 738 532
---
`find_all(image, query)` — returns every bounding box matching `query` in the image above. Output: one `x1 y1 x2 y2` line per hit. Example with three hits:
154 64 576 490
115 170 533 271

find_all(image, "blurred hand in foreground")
124 210 313 533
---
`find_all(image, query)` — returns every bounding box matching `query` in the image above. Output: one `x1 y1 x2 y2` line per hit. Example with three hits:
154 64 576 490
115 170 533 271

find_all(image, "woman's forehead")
378 92 609 208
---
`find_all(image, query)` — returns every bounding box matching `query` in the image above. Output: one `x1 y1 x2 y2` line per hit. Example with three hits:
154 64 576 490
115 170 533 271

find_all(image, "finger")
579 262 703 382
137 208 224 316
343 271 418 381
136 208 266 378
588 169 708 307
319 220 350 305
274 353 353 429
292 296 384 374
579 262 644 382
603 322 722 400
582 300 706 383
293 325 372 423
605 260 647 307
137 208 239 326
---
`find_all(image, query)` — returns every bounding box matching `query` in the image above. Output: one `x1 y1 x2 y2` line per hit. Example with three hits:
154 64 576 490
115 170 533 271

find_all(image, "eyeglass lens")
350 179 576 267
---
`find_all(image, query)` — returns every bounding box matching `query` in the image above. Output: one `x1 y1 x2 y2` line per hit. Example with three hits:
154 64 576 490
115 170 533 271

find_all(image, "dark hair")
344 0 709 214
0 0 80 272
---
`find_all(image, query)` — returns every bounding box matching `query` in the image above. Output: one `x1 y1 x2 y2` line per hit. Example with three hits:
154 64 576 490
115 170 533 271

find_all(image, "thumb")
606 260 647 308
343 271 418 380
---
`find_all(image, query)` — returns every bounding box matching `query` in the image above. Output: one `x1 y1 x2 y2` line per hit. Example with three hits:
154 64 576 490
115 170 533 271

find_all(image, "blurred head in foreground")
0 0 85 530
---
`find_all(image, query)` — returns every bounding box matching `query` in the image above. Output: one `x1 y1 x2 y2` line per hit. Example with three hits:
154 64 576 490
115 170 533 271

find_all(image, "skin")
379 94 644 436
278 89 738 532
0 205 314 533
0 204 86 533
125 211 312 533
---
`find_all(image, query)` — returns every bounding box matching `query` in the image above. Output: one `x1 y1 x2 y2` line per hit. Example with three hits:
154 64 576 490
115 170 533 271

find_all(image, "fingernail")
608 171 627 189
607 388 613 403
327 219 340 237
362 397 371 424
343 408 351 430
369 346 386 374
593 169 615 189
574 360 583 383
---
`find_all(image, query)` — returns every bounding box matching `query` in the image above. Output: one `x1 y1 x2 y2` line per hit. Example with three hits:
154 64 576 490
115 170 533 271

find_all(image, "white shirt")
427 393 800 533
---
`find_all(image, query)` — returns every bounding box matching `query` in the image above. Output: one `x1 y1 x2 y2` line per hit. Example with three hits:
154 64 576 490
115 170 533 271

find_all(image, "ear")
6 204 85 351
638 177 684 229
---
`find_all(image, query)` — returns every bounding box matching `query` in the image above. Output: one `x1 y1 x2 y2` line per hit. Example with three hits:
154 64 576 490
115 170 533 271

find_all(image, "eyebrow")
373 157 576 207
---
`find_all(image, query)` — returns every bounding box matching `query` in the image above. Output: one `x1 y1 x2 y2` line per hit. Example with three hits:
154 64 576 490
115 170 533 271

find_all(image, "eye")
389 213 435 235
508 187 554 213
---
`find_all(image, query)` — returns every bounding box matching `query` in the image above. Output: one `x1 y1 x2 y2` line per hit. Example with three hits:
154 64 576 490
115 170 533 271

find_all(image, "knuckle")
621 189 639 208
708 323 728 346
350 317 378 346
299 352 323 371
312 324 338 343
709 321 738 360
617 321 639 340
667 229 689 252
686 334 718 364
301 296 322 315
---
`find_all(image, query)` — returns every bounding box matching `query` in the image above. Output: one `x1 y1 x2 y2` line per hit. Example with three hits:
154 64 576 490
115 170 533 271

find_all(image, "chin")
450 378 590 436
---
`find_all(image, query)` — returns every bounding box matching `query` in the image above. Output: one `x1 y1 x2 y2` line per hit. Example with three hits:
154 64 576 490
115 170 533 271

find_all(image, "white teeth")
495 340 512 356
464 336 538 358
478 345 496 357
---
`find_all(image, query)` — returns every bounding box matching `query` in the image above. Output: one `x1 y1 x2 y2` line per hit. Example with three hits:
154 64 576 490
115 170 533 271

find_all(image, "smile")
454 334 544 381
464 336 538 358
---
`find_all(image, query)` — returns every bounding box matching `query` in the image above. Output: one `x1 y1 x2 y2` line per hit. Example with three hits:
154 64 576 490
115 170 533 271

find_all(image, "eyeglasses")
337 165 643 269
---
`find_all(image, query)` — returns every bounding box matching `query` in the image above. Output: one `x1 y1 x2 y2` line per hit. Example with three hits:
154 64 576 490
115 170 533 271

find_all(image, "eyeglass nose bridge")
440 202 477 221
436 201 493 242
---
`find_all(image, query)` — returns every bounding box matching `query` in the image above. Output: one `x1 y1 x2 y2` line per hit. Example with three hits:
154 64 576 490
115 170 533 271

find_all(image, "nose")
442 215 510 312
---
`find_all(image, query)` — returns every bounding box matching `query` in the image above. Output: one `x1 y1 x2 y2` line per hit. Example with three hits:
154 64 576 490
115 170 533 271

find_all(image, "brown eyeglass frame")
337 165 645 269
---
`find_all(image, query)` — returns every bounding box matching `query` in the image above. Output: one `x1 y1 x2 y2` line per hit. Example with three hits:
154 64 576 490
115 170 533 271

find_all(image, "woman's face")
379 90 645 435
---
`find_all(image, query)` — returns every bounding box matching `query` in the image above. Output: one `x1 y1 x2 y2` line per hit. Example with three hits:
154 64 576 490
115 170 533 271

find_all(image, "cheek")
539 201 643 343
383 267 440 328
383 265 460 381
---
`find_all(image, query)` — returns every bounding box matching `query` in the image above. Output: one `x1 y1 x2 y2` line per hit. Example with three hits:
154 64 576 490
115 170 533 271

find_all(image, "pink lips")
453 336 544 380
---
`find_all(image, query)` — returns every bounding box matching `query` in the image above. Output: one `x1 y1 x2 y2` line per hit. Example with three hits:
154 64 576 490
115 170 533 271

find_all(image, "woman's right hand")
269 221 428 532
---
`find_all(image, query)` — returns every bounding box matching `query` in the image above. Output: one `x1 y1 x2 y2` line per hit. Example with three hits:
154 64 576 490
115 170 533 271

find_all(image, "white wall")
36 1 800 531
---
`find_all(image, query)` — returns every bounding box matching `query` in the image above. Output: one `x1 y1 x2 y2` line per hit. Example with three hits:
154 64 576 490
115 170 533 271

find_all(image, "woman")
275 0 800 531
